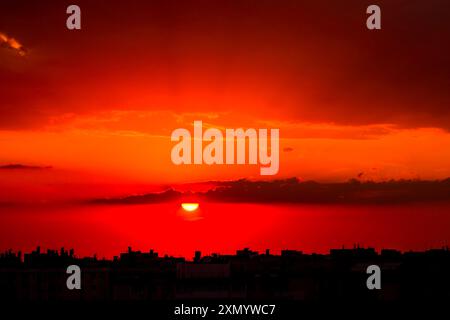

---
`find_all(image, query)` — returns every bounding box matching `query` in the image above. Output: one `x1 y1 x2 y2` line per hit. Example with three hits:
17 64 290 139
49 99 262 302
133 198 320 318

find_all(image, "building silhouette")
1 246 449 302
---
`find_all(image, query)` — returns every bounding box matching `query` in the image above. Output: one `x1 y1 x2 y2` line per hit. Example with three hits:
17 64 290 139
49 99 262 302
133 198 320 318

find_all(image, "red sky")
1 0 450 201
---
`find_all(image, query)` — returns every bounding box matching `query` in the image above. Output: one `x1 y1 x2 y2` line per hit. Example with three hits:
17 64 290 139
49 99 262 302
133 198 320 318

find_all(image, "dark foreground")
1 246 449 318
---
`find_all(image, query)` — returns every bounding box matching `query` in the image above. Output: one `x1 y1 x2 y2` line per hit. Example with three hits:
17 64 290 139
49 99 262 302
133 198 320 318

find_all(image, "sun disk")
181 203 199 212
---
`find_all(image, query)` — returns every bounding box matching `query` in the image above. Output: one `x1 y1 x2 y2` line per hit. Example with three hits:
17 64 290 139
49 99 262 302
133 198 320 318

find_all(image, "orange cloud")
0 32 27 56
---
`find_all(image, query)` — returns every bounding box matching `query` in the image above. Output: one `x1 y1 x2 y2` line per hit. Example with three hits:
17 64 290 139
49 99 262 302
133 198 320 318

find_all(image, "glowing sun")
181 203 199 212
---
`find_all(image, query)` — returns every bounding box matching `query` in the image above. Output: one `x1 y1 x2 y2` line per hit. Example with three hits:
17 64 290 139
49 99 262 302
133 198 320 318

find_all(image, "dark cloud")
91 189 181 205
0 164 52 170
92 178 450 204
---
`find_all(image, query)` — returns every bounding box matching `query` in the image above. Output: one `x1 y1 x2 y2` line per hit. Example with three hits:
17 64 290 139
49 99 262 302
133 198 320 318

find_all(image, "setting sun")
181 203 199 212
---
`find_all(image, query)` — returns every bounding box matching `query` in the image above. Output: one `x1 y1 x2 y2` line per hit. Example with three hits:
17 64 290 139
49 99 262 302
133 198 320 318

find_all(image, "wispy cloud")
0 164 51 170
0 32 27 56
